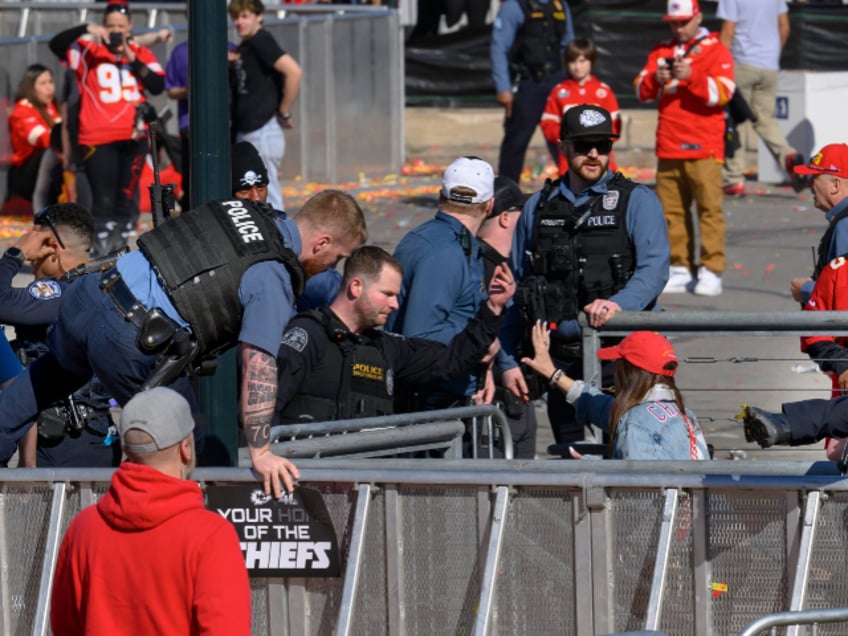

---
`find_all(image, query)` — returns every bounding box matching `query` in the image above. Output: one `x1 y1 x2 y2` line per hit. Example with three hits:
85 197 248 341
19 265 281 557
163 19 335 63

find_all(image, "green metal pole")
189 0 237 466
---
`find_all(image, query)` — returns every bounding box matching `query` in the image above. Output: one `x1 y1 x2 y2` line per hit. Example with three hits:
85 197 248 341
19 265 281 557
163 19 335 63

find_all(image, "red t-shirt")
68 36 163 146
9 98 61 167
540 76 621 175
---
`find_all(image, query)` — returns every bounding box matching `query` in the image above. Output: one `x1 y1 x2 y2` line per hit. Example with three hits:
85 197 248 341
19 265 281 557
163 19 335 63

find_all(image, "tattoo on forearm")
243 349 278 449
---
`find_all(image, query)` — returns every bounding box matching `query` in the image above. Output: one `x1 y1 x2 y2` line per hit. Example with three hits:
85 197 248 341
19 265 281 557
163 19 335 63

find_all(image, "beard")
301 256 327 279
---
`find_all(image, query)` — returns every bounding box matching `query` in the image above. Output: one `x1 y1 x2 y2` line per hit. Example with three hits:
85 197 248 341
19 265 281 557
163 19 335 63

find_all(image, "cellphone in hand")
109 31 123 48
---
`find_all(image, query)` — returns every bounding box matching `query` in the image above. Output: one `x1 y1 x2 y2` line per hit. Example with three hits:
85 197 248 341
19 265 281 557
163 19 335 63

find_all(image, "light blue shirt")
717 0 788 71
490 0 575 94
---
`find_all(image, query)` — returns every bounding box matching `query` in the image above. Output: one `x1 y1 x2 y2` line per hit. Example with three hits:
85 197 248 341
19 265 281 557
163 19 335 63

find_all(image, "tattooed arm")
241 343 300 497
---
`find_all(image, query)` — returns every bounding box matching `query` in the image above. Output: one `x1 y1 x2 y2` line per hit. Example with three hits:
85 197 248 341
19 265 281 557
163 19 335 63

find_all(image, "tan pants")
656 157 726 274
723 62 796 186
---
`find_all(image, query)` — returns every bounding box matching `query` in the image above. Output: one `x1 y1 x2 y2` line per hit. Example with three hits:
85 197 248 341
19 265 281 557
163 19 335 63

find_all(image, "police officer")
476 176 537 459
0 203 120 467
500 105 670 447
276 245 515 423
387 156 498 410
490 0 574 182
0 191 366 497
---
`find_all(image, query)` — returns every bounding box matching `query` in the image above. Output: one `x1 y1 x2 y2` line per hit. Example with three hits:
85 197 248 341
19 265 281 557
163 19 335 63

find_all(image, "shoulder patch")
281 326 308 352
28 279 62 300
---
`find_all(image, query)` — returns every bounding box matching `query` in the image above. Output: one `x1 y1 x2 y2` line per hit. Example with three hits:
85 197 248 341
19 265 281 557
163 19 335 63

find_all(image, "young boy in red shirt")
540 38 621 176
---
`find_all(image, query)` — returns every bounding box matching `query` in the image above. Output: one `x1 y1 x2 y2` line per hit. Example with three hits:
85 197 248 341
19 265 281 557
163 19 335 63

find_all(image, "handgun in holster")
138 309 199 391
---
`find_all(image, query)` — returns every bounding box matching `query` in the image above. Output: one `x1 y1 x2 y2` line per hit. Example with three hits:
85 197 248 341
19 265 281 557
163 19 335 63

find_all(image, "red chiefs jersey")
68 36 163 146
9 98 61 167
802 256 848 354
634 30 734 161
540 75 621 175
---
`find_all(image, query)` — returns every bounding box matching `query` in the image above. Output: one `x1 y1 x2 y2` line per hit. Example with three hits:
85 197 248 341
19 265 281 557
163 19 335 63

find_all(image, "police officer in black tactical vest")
275 246 515 426
490 0 575 182
498 105 670 448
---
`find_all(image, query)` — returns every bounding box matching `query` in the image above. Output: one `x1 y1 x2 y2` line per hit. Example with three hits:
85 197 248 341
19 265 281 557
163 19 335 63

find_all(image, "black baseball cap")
491 176 526 217
560 105 619 142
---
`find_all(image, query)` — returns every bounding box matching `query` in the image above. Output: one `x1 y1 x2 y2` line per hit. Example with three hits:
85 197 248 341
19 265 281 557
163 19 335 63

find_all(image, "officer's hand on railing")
583 299 621 328
249 448 300 499
501 367 529 402
486 263 517 313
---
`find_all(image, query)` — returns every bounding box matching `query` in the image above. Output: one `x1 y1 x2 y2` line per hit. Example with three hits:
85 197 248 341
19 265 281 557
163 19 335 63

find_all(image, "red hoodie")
51 462 251 636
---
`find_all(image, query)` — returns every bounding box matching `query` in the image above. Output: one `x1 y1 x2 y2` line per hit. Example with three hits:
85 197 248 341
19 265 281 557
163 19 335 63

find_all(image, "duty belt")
100 268 150 330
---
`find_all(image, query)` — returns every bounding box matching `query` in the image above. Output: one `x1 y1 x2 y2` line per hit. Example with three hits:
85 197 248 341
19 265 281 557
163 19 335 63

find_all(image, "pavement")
0 106 834 464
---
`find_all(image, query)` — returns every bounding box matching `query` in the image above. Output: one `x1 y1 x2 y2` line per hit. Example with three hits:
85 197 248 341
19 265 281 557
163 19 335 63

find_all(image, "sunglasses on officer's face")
571 139 614 156
34 208 66 250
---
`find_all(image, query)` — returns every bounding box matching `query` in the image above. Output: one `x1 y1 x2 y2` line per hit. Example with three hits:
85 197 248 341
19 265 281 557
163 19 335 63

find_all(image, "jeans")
237 115 285 211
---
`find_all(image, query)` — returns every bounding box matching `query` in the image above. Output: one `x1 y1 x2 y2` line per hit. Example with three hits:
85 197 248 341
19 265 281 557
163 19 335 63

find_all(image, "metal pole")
189 0 237 465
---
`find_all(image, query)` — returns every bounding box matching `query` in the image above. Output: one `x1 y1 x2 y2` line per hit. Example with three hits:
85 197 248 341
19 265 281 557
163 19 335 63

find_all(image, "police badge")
603 191 620 210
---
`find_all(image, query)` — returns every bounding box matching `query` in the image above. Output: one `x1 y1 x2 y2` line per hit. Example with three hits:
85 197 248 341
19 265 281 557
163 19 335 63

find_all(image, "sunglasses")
34 208 66 250
571 139 614 155
105 3 129 15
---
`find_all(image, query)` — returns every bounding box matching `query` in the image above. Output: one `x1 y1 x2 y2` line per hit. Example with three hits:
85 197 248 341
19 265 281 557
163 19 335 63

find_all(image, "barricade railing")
738 607 848 636
0 4 403 200
239 405 514 461
11 460 848 635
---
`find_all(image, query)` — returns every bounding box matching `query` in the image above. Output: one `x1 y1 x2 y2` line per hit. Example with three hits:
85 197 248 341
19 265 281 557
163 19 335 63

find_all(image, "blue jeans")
237 115 285 211
0 274 196 463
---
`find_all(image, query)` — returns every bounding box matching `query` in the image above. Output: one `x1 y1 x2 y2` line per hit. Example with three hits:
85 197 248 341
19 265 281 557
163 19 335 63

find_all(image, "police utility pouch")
136 307 180 355
37 407 68 442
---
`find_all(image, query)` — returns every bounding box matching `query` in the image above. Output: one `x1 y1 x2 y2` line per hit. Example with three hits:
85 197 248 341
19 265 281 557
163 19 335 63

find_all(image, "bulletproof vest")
509 0 566 81
814 206 848 281
137 199 305 356
527 173 636 321
280 308 395 423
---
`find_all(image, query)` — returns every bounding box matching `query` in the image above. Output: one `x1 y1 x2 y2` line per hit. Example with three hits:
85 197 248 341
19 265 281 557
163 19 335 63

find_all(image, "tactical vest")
527 174 637 321
280 308 395 423
137 199 305 356
509 0 566 81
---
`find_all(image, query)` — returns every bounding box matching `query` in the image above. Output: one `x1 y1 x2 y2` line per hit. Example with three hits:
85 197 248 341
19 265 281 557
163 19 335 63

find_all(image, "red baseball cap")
597 331 679 376
793 144 848 179
664 0 700 21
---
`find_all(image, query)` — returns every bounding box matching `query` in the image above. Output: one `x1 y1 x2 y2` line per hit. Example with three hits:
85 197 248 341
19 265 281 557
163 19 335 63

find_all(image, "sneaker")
723 182 745 197
742 406 791 448
663 266 693 294
693 266 722 296
786 153 807 193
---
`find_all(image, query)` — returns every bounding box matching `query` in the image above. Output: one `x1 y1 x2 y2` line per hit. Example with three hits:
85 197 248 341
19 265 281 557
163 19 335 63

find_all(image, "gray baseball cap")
119 388 195 454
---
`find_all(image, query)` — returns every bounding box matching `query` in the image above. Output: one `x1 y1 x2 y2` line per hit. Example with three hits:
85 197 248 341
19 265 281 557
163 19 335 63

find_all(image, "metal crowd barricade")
241 405 514 461
11 460 848 635
738 608 848 636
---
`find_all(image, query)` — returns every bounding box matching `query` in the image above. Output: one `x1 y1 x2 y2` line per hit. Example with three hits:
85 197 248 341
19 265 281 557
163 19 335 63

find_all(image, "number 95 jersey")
68 36 164 146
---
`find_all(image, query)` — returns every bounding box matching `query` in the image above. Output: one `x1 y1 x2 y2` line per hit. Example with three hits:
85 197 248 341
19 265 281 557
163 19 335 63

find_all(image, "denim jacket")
566 381 709 460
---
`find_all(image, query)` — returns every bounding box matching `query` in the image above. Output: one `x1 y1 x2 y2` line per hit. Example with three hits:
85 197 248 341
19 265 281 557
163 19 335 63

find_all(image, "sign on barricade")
207 484 341 578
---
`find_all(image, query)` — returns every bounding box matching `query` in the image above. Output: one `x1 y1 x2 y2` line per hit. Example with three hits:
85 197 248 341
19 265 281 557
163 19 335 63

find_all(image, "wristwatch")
279 112 292 121
3 247 24 265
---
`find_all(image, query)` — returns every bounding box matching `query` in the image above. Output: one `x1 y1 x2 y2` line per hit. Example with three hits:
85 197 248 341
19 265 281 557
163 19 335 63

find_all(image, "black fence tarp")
406 0 848 107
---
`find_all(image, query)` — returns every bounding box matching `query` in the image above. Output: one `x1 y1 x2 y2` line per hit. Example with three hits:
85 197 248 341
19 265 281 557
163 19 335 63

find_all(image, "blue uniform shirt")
490 0 575 94
118 218 303 356
387 210 488 398
500 170 670 370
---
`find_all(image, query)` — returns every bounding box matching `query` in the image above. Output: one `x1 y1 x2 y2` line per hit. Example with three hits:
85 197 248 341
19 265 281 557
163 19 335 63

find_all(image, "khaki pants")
724 62 796 186
656 157 726 274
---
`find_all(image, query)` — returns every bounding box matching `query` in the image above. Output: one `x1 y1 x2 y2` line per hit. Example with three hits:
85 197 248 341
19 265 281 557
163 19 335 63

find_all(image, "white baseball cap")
442 156 495 204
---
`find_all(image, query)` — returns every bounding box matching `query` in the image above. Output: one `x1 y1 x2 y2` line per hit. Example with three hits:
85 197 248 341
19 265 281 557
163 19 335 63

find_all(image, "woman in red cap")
522 321 709 460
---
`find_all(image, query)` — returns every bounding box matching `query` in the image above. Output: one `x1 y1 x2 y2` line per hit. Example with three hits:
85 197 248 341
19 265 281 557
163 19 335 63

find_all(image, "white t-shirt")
717 0 788 71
